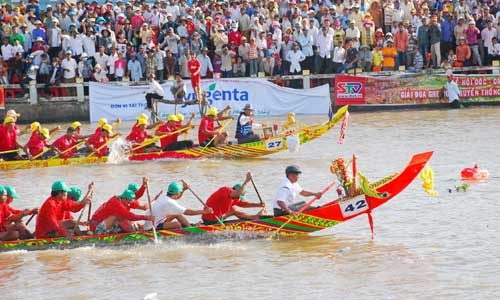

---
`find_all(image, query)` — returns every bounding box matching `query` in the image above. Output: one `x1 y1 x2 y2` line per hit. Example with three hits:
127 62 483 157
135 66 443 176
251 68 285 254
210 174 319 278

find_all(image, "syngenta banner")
89 79 330 122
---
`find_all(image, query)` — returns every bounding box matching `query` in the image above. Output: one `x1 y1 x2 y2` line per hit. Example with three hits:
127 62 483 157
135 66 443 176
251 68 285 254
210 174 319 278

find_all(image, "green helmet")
167 182 183 195
119 189 136 201
68 187 82 202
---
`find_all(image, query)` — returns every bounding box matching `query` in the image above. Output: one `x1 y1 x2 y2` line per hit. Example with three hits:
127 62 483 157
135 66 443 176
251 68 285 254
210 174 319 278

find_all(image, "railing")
3 65 498 105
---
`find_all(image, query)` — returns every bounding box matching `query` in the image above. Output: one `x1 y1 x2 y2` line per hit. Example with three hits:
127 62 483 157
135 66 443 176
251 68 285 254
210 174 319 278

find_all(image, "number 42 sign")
340 195 369 218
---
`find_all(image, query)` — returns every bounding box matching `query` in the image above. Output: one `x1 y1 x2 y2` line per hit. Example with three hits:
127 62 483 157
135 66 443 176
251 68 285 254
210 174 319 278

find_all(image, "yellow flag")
419 165 438 196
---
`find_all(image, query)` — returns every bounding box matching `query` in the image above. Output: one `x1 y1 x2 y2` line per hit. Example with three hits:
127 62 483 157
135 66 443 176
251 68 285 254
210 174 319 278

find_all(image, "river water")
1 107 499 299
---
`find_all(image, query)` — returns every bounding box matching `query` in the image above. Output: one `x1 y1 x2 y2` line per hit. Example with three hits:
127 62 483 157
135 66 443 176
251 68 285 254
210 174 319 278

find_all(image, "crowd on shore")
1 0 500 96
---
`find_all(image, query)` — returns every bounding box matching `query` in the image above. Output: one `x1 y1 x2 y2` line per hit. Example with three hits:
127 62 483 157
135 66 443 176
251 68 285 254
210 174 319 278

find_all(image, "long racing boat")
0 150 433 252
0 105 349 171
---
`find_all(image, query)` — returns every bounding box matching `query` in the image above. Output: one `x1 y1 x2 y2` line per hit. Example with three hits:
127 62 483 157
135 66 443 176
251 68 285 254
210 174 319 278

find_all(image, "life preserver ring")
461 165 490 180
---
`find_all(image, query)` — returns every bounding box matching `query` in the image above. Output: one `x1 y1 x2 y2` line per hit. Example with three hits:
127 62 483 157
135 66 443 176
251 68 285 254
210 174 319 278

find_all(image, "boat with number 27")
0 106 349 171
0 150 433 252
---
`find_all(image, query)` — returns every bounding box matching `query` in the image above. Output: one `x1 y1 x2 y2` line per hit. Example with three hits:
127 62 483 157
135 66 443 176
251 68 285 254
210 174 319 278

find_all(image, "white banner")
89 79 330 122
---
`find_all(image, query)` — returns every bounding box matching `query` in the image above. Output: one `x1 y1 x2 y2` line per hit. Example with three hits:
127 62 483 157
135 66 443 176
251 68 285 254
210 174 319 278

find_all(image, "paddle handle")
183 181 224 226
25 213 36 226
270 181 336 237
146 183 159 243
249 174 264 205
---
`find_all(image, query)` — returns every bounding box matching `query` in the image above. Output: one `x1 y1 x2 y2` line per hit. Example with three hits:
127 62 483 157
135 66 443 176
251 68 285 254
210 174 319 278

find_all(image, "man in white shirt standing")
197 47 214 78
273 165 323 216
443 74 461 108
144 73 164 110
143 181 212 230
61 49 78 95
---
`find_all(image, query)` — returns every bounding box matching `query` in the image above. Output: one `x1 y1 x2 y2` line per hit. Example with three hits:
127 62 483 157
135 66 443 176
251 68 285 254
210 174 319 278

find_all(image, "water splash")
108 137 132 164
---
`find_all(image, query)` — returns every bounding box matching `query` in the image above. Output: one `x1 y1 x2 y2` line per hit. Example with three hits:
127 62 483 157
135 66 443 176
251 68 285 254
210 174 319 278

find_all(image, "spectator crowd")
1 0 500 96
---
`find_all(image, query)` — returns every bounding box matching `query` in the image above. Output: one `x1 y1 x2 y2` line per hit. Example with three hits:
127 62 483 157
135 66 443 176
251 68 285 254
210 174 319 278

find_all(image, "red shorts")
190 75 201 88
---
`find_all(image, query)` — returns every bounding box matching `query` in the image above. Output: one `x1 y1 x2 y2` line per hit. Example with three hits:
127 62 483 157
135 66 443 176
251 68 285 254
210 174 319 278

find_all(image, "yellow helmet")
30 122 41 132
167 114 179 122
207 107 218 116
3 117 15 124
176 113 184 121
40 128 50 139
71 121 82 129
137 118 148 126
98 118 108 127
137 113 148 120
102 124 113 134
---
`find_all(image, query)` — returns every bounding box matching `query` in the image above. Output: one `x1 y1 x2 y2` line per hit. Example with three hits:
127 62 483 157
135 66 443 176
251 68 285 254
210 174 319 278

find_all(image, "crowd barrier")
2 66 499 107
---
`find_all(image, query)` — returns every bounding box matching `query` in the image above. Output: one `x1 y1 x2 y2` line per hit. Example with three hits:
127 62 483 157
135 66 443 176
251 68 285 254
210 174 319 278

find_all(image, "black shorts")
200 138 216 148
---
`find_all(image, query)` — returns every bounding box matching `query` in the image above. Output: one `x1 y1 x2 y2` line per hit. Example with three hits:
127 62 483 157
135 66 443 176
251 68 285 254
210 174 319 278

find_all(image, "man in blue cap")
144 181 213 230
273 165 323 216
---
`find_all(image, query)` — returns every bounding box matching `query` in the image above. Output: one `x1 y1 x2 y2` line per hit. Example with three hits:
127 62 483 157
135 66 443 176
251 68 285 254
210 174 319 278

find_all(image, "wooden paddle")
200 118 233 152
267 181 336 239
181 180 224 226
87 134 120 158
25 213 36 226
0 149 21 155
72 182 94 237
146 182 159 243
131 126 193 152
49 138 87 160
249 173 267 214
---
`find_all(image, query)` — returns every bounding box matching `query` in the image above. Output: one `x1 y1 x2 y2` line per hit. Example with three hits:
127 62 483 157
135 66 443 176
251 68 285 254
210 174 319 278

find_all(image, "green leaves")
208 83 216 91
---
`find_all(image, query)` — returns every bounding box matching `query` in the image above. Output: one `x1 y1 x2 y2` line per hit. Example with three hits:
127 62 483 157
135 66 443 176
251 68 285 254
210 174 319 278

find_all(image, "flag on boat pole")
337 111 349 144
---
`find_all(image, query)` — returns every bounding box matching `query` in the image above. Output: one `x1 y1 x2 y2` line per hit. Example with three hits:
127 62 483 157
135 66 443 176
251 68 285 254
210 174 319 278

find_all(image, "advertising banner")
89 79 330 122
334 74 500 106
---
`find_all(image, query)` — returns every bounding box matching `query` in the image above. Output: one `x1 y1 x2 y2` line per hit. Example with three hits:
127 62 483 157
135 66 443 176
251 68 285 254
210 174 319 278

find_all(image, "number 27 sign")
340 195 369 218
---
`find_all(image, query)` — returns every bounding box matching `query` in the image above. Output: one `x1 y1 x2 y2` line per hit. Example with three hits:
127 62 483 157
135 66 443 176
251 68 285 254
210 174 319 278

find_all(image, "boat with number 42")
0 106 349 171
0 150 433 252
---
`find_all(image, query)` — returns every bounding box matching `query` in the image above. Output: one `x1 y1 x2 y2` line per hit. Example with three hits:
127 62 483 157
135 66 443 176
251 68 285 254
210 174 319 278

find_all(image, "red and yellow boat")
0 150 433 252
0 106 349 171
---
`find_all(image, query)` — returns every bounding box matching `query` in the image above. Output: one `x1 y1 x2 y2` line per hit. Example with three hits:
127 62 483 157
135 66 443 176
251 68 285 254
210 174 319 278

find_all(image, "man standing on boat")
201 172 266 225
273 165 323 216
235 104 262 144
443 74 461 108
144 181 212 230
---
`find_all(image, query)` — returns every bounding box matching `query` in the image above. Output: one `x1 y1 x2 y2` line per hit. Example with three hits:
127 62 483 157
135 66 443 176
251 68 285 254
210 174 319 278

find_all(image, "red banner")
0 86 4 110
334 75 366 105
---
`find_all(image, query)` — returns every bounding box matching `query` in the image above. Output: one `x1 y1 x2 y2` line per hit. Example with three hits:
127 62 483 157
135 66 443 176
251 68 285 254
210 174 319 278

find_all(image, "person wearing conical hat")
0 116 24 161
198 105 233 147
89 189 154 235
35 180 91 239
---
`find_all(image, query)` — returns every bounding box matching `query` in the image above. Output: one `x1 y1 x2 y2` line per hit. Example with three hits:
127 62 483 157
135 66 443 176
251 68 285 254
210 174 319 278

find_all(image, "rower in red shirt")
197 106 233 147
86 124 114 157
0 186 21 241
51 127 79 159
89 189 153 234
35 180 91 239
126 177 149 211
1 185 38 239
0 117 24 161
201 172 266 225
24 127 50 160
156 114 195 151
187 52 202 101
126 117 159 153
